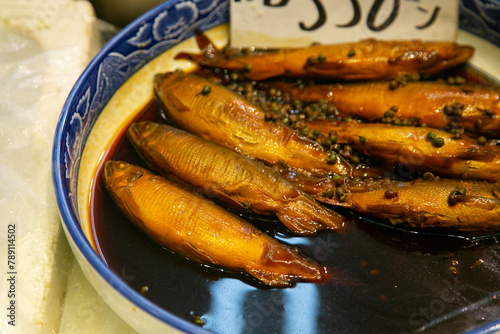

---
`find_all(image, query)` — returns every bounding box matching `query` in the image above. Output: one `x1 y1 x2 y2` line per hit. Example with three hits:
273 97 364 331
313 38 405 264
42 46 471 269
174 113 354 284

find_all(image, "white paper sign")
230 0 459 48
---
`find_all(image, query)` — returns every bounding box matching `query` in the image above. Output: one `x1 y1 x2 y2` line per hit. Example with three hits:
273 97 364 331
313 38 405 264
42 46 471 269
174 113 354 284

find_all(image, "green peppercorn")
423 172 434 180
477 136 488 145
359 136 367 143
350 155 360 164
317 54 326 62
432 137 445 148
201 85 211 95
307 56 316 64
402 118 411 126
384 109 396 118
384 189 398 199
323 188 334 198
335 176 345 186
347 48 355 57
343 145 353 154
426 132 436 140
192 315 205 326
326 152 337 164
389 80 400 90
229 72 239 81
447 121 459 129
410 73 420 81
443 105 453 115
243 63 252 72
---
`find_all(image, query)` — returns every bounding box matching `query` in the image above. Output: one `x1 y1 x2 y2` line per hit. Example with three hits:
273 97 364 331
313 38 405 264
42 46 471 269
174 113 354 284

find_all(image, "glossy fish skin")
153 71 353 177
104 161 326 287
317 178 500 232
127 121 346 235
269 80 500 137
177 35 473 81
305 119 500 182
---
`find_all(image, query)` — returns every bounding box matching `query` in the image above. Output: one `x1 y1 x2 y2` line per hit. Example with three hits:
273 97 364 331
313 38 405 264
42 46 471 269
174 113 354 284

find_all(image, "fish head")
104 161 145 190
154 71 184 93
127 121 159 145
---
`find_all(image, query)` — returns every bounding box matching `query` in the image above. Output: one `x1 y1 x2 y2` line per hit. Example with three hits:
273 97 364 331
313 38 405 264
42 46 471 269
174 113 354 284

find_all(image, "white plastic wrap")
0 1 133 333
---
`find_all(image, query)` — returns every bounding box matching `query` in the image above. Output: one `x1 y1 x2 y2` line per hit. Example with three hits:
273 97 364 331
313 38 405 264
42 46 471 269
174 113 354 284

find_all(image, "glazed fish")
305 119 500 182
316 178 500 232
104 161 326 287
269 80 500 137
127 121 346 235
177 33 473 81
153 71 354 177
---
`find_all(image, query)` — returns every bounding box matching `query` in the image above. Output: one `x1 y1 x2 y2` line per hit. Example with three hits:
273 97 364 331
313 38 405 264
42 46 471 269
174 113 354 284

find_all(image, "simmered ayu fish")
153 71 353 177
176 32 474 81
317 178 500 232
269 80 500 137
127 121 346 235
305 119 500 182
104 161 326 287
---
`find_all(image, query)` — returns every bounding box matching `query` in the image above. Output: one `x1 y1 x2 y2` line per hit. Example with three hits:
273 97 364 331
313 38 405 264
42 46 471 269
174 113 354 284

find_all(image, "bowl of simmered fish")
53 0 500 333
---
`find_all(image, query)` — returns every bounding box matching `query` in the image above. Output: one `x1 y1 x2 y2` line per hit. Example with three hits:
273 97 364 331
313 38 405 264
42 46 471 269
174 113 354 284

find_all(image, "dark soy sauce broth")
91 77 500 334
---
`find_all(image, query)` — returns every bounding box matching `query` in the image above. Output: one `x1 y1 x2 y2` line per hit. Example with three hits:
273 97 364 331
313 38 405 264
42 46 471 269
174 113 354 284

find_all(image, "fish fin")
314 196 355 209
184 241 219 265
195 30 222 56
247 243 325 286
246 268 294 287
460 148 497 162
162 89 191 113
174 31 222 62
276 195 346 234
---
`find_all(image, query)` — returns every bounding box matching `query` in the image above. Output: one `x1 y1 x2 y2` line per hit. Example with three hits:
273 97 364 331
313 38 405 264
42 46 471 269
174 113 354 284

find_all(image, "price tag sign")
230 0 459 48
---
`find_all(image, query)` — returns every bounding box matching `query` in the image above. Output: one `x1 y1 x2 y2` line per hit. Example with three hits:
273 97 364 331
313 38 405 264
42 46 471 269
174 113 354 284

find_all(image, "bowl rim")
52 1 500 333
52 1 217 333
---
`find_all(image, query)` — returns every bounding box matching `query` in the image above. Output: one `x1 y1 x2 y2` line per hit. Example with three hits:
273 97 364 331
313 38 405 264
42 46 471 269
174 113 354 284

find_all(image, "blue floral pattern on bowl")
57 0 228 214
460 0 500 46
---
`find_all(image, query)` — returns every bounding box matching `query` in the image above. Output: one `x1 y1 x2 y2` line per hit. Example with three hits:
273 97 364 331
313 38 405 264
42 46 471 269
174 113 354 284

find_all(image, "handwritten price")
236 0 441 32
230 0 458 48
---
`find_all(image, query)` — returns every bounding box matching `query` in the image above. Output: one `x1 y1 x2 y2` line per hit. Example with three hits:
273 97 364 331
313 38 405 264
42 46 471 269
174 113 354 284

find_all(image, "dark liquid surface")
91 83 500 334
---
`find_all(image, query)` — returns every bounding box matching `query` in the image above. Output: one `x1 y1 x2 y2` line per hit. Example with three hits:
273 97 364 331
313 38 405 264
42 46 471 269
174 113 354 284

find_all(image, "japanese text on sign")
230 0 459 48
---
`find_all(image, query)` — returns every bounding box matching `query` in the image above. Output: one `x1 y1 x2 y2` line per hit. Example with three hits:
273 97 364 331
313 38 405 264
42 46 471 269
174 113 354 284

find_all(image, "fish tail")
276 195 346 235
248 244 326 287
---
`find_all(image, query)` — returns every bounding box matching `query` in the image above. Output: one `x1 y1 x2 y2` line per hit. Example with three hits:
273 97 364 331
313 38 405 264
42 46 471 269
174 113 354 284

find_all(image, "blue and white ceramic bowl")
53 1 500 333
53 1 229 333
